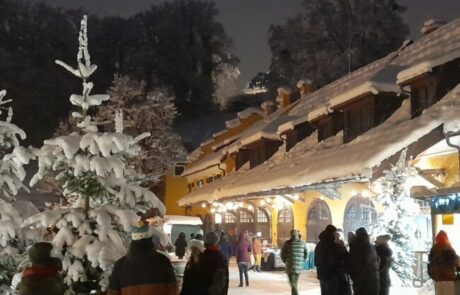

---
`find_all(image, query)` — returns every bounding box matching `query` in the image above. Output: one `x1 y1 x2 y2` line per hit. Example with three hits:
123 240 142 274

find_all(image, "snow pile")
24 16 167 293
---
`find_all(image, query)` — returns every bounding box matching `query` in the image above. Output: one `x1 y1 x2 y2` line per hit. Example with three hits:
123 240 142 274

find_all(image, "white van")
163 215 203 245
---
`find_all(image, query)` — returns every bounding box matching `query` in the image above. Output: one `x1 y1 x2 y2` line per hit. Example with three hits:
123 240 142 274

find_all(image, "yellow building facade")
164 17 460 250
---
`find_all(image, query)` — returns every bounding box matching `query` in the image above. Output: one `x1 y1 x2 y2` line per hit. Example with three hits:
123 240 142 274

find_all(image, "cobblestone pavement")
226 262 434 295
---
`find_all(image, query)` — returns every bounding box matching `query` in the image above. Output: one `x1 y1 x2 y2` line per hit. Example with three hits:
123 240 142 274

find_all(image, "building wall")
164 174 190 215
164 113 264 217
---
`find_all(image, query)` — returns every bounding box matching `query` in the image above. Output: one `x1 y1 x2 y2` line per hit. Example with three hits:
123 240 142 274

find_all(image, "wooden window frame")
410 76 438 118
343 96 375 143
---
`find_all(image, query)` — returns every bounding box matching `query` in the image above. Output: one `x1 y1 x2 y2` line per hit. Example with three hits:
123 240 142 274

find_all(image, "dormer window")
411 77 437 118
344 99 373 143
315 113 343 142
286 122 314 151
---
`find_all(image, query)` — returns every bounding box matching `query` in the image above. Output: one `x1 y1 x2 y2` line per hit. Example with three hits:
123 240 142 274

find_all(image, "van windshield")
171 224 202 244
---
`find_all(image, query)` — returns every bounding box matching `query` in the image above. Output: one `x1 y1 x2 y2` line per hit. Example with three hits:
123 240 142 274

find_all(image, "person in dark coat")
375 234 393 295
194 232 229 295
315 224 339 295
108 221 178 295
335 230 351 295
17 242 67 295
175 232 188 259
428 230 459 295
348 227 380 295
180 239 205 295
218 232 233 265
281 230 308 295
235 232 252 287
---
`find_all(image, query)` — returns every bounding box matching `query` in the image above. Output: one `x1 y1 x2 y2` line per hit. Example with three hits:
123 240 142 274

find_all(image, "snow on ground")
226 260 433 295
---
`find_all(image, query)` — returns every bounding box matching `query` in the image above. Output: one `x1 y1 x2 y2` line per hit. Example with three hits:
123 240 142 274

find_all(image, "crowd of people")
314 225 393 295
13 221 460 295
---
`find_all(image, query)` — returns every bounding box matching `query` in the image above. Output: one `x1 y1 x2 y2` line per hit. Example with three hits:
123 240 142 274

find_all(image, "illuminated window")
239 210 254 223
257 209 268 223
278 207 293 223
224 212 236 224
343 196 377 239
214 213 222 224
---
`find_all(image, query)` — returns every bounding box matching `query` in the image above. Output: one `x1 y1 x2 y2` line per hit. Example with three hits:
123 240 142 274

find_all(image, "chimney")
421 19 446 36
261 101 276 115
276 87 292 109
297 79 314 96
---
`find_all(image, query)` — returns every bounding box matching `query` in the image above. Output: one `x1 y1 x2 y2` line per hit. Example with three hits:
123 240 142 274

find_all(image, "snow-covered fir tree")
54 75 186 189
23 16 166 294
99 76 185 186
0 90 31 291
371 149 420 286
212 54 240 110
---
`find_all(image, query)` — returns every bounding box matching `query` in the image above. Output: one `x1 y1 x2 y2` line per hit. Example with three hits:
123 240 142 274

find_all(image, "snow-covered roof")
227 103 299 154
224 107 265 129
287 53 402 123
178 83 460 206
182 149 227 177
394 17 460 84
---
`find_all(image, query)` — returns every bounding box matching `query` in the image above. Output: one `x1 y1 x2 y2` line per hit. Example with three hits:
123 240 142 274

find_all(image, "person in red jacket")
428 230 459 295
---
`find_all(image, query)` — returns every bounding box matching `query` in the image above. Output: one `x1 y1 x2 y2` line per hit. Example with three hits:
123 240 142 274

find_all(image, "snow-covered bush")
24 16 166 293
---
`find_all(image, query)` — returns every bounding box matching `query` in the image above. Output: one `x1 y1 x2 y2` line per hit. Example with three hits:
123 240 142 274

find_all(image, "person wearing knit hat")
204 231 220 245
181 239 205 295
428 230 459 295
17 242 67 295
188 239 205 253
108 221 178 295
188 232 229 295
131 220 152 241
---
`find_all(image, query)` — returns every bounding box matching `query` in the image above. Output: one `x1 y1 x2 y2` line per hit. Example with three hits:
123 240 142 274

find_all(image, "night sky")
25 0 460 90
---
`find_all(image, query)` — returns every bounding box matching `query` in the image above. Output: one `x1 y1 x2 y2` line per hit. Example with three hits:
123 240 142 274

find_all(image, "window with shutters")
343 97 374 143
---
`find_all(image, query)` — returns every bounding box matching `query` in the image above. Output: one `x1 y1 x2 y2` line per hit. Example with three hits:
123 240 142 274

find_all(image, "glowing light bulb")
201 203 207 208
260 200 266 206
